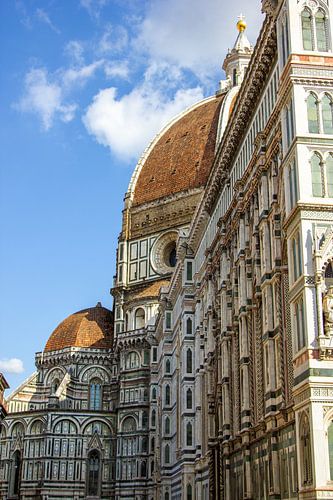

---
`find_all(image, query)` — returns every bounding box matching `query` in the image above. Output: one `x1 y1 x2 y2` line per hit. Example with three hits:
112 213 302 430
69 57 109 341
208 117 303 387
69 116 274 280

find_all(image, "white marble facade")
2 0 333 498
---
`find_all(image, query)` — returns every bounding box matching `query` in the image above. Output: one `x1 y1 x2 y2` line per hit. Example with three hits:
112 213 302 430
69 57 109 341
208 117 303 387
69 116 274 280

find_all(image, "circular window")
151 231 178 275
164 241 177 268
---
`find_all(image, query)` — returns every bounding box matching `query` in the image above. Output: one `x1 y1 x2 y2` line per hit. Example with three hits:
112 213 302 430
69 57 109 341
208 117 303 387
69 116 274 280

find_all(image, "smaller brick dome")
44 304 113 352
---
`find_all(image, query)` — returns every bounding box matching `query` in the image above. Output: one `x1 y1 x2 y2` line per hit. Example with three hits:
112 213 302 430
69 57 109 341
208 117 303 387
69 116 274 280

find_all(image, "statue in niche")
323 285 333 334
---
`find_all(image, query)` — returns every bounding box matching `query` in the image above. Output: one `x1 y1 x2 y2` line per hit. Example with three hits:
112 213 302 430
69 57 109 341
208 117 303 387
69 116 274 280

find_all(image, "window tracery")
164 444 170 464
165 384 171 406
122 416 137 433
186 422 193 446
125 351 140 369
186 348 193 373
301 6 329 51
302 9 314 50
89 378 102 411
307 93 320 133
310 152 333 197
87 450 100 496
165 416 170 435
186 388 193 409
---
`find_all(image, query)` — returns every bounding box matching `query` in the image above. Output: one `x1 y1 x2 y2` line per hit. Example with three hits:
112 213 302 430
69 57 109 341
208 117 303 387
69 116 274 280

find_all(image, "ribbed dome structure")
132 95 224 206
44 304 113 352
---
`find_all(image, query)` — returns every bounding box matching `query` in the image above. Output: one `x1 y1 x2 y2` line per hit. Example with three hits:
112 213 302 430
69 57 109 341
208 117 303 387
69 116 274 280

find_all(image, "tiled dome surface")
132 95 224 206
44 305 113 352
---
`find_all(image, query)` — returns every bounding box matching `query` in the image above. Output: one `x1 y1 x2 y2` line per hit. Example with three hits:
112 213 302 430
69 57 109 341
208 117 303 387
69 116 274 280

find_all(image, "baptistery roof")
131 94 225 206
44 303 113 352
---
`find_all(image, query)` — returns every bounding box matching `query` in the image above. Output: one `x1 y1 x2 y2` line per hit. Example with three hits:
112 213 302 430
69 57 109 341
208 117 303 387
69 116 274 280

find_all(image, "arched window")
186 388 193 409
187 483 193 500
165 416 170 435
186 348 193 373
87 450 100 496
12 423 24 437
135 308 145 329
315 10 328 51
142 411 148 429
164 444 170 464
165 385 171 406
142 437 148 453
311 153 323 196
10 450 21 496
126 351 140 369
326 154 333 197
300 413 313 485
292 232 302 281
281 17 290 66
166 242 177 267
186 422 193 446
186 317 193 335
327 420 333 479
151 436 155 452
289 159 298 208
151 409 156 427
322 94 333 134
30 420 43 435
152 387 157 400
122 416 137 433
89 378 102 410
141 460 147 478
165 359 171 374
302 9 313 50
232 68 237 86
164 492 170 500
51 378 59 395
307 93 319 133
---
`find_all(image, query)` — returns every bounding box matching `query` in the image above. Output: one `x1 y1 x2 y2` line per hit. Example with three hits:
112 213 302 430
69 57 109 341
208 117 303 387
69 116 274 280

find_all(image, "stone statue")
323 286 333 334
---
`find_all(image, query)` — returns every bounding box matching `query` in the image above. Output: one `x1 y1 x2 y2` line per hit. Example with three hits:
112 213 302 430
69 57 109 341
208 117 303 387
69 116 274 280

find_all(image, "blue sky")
0 0 263 392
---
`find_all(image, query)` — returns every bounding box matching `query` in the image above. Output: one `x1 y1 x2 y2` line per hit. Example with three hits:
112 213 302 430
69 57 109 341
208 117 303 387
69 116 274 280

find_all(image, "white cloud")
80 0 108 19
83 85 204 162
15 68 77 130
98 24 129 54
16 60 105 129
137 0 263 79
36 8 60 34
104 61 130 79
0 358 24 374
62 60 104 87
65 40 85 65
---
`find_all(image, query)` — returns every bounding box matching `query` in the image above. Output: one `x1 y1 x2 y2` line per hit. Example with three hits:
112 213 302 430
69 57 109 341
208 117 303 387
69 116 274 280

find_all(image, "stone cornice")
283 202 333 231
203 16 277 215
35 348 114 368
187 15 277 255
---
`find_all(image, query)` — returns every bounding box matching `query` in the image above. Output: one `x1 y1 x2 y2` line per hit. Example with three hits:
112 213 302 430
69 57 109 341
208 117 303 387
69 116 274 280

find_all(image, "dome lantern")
222 15 253 88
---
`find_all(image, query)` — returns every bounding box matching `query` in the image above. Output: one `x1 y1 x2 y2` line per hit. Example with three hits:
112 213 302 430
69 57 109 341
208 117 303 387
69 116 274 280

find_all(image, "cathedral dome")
44 303 113 352
130 94 225 206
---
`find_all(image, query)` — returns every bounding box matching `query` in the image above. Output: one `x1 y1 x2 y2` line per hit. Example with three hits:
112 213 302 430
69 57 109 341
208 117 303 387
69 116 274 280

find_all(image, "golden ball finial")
237 18 247 32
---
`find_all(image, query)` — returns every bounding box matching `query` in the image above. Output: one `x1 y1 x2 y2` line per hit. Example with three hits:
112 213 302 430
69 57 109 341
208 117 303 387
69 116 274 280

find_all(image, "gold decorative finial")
237 14 247 32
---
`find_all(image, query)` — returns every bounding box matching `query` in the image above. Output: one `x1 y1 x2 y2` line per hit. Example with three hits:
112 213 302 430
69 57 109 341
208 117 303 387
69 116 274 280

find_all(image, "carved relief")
323 286 333 335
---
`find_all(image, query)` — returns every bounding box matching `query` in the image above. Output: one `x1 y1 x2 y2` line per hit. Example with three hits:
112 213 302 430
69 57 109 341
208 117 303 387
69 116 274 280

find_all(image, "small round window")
164 241 177 268
151 231 178 275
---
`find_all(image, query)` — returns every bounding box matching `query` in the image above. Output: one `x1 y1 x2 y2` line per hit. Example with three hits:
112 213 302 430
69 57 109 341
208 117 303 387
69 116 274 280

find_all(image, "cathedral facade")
2 0 333 498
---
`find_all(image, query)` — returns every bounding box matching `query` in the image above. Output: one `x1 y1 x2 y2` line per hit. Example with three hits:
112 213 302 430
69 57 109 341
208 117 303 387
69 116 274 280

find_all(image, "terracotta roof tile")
44 305 113 352
132 280 170 300
132 95 224 206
